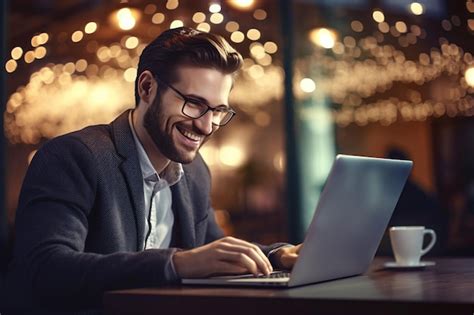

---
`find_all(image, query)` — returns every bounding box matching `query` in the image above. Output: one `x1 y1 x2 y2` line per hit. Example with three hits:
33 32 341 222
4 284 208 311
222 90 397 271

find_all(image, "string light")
84 22 98 34
5 59 17 73
38 33 49 45
11 47 23 60
378 22 390 33
351 20 364 32
264 41 278 54
166 0 179 10
228 0 254 10
192 12 206 23
31 36 39 48
71 31 84 42
247 29 261 41
410 2 424 15
144 4 157 14
197 23 211 32
230 31 245 43
465 67 474 87
124 68 137 82
309 28 337 49
257 54 272 66
210 13 224 24
250 43 266 59
372 10 385 23
5 0 474 146
24 51 35 63
125 36 139 49
253 9 267 20
115 8 139 30
209 3 221 13
152 13 165 24
395 21 407 33
75 59 88 72
225 21 239 32
34 46 47 59
170 20 184 29
219 145 246 167
300 78 316 93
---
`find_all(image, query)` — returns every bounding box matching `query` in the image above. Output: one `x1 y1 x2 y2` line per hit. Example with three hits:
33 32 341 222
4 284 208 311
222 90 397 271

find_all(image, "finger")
218 243 271 275
220 237 273 273
211 261 249 276
294 244 303 253
281 253 299 269
215 248 259 276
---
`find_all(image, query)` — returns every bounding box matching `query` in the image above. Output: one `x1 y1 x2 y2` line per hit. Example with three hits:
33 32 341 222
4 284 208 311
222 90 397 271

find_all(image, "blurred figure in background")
377 147 446 256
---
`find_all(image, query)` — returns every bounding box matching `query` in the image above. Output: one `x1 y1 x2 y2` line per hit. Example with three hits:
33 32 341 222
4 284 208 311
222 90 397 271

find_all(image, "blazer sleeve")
7 136 179 310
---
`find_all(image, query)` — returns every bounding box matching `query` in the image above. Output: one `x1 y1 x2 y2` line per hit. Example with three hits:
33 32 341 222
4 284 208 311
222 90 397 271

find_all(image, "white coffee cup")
389 226 436 266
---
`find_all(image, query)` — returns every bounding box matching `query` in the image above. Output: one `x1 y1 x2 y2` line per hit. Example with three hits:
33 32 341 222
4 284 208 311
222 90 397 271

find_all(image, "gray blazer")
5 111 284 312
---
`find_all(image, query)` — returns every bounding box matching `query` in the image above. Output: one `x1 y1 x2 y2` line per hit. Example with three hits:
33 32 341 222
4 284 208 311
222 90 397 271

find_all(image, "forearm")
17 246 179 309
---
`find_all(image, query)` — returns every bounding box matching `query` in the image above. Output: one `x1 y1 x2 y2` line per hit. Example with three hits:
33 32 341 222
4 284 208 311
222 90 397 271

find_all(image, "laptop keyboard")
256 271 291 278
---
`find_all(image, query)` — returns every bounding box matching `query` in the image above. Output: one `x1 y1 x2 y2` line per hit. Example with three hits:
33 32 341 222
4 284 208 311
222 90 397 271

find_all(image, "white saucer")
383 261 436 269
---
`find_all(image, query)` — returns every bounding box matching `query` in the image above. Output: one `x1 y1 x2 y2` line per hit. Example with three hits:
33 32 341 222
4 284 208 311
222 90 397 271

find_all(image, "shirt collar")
128 111 183 186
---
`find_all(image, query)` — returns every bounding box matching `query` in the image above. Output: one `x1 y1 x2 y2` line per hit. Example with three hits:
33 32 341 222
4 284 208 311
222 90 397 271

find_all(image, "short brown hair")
135 27 243 106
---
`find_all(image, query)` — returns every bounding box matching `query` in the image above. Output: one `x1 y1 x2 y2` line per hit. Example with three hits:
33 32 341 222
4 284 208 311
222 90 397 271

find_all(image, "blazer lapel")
171 174 196 249
111 110 146 251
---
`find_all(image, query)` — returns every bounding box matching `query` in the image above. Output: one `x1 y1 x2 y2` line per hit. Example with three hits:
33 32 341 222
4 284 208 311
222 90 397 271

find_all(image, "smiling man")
5 27 300 313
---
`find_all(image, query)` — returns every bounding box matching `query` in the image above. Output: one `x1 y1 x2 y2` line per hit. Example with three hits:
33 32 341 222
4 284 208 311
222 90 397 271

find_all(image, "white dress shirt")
129 112 183 250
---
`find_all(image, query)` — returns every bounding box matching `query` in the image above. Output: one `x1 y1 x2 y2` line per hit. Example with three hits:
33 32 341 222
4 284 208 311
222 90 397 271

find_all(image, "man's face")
144 66 233 164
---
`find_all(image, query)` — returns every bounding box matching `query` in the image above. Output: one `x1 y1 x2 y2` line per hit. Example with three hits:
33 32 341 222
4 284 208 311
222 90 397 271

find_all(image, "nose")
194 110 215 136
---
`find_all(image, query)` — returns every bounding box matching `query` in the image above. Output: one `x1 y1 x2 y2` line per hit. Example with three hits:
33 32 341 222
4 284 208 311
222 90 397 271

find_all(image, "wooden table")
104 258 474 315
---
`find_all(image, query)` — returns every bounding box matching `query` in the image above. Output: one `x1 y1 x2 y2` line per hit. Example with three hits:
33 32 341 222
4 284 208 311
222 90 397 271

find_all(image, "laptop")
182 154 413 287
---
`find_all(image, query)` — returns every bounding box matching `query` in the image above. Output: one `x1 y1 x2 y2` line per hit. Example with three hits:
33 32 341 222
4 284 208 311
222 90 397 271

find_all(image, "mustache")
176 123 215 137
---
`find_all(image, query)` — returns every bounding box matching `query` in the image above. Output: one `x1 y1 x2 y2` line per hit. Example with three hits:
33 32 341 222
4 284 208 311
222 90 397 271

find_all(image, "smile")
177 126 203 142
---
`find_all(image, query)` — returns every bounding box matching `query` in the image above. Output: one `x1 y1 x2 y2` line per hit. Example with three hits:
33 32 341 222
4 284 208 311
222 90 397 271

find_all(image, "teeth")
181 129 202 141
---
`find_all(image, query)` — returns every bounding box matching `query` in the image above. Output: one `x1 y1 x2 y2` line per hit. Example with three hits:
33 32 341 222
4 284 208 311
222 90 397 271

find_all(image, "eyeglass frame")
153 75 236 126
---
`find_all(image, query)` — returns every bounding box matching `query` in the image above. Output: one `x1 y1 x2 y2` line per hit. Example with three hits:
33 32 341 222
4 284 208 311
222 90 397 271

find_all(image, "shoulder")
38 123 115 162
182 153 211 185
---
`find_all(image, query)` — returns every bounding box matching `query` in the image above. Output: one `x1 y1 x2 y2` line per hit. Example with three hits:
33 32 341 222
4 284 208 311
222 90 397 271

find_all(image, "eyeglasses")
155 76 236 126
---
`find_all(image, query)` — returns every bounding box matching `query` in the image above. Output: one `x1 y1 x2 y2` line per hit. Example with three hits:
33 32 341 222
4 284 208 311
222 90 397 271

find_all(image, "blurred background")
1 0 474 258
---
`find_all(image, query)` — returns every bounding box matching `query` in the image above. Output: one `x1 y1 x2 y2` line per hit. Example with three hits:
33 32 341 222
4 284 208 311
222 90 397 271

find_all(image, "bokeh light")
225 21 239 32
309 28 337 49
210 13 224 24
152 13 165 24
209 3 221 13
116 8 138 30
170 20 184 29
71 31 84 42
253 9 267 20
5 59 17 73
410 2 424 15
192 12 206 23
228 0 255 10
84 22 98 34
372 10 385 23
465 67 474 87
230 31 245 43
300 78 316 93
166 0 179 10
11 47 23 60
197 23 211 32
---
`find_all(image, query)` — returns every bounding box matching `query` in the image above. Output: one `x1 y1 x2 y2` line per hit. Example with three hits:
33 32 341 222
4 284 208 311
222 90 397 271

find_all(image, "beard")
143 94 207 164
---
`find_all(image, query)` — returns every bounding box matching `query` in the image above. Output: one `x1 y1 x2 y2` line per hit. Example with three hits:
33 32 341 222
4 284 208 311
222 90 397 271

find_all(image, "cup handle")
420 229 437 256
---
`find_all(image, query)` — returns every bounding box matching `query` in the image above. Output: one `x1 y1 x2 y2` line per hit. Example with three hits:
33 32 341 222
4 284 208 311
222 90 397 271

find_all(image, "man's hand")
173 236 273 278
273 244 302 270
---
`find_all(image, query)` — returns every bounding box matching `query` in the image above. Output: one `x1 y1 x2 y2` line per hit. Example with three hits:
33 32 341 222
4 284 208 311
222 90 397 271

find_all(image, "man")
4 27 300 312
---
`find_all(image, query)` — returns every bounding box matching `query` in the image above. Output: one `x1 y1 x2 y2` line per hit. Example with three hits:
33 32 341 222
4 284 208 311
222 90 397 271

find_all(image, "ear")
137 70 158 106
